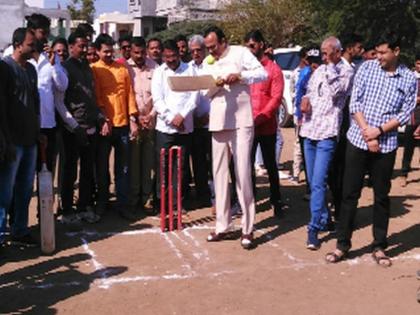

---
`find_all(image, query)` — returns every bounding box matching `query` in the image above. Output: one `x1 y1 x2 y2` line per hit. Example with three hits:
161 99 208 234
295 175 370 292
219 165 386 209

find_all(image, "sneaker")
10 233 38 247
79 208 101 224
306 229 320 250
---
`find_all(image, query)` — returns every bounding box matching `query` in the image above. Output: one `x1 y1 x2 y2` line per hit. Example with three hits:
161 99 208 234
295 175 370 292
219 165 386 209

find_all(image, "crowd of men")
0 14 419 259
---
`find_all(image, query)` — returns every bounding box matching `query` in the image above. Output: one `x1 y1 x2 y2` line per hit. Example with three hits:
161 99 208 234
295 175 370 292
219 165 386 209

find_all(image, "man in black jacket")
60 30 106 225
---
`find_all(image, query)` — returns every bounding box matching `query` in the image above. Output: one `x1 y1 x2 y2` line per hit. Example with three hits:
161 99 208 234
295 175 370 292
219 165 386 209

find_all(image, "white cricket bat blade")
38 163 55 254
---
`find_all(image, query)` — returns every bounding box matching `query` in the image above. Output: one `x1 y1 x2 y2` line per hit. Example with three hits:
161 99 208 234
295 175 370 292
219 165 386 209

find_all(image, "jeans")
337 142 396 252
0 144 37 241
96 126 130 208
304 137 336 231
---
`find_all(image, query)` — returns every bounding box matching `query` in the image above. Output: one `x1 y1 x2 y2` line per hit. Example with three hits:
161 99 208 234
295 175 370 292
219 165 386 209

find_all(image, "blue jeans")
96 126 130 208
0 144 37 242
304 138 336 231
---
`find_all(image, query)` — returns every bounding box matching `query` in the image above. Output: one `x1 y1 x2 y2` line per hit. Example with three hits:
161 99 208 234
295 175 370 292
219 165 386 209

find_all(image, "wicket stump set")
160 146 183 232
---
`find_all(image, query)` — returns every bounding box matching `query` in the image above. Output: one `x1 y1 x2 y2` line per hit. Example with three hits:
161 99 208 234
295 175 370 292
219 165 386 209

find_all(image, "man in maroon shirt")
245 30 284 217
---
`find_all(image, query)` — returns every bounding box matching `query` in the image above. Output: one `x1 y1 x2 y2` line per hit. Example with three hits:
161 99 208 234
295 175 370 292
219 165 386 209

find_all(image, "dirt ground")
1 128 419 315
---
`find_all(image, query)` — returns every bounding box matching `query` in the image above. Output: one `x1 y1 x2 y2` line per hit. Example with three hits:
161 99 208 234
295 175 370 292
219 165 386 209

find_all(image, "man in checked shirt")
299 36 354 250
326 33 417 266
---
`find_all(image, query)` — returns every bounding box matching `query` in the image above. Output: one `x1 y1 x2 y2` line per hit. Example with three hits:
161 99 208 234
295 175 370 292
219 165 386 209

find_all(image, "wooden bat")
38 142 55 254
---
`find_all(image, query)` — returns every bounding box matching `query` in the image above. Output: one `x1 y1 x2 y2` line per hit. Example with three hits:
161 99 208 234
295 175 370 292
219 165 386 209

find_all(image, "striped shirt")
347 60 417 153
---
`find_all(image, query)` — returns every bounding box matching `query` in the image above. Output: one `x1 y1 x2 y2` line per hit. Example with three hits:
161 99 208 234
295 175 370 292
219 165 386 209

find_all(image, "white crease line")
161 233 193 273
81 237 110 287
171 231 189 246
183 229 210 261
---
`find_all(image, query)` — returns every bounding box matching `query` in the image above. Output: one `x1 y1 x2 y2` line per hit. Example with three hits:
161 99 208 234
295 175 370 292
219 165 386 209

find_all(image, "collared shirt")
300 62 354 140
91 59 138 127
250 56 284 135
294 65 312 120
189 60 211 128
202 45 267 131
347 60 417 153
126 57 157 116
151 61 198 134
29 53 68 128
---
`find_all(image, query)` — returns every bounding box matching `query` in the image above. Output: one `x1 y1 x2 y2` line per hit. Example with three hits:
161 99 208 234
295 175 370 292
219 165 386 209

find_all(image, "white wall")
24 0 45 8
0 0 25 52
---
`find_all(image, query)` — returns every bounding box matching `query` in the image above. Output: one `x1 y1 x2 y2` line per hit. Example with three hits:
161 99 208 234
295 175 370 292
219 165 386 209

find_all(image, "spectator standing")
326 33 417 266
60 31 106 225
400 53 420 186
91 34 139 220
189 34 212 208
126 37 158 214
300 37 354 250
151 40 198 213
1 28 39 246
245 30 284 217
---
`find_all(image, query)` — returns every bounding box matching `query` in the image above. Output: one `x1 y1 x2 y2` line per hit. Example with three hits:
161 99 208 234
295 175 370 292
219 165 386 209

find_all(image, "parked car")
273 46 302 127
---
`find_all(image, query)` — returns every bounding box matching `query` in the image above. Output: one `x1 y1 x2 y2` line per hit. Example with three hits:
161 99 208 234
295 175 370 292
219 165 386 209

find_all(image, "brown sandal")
372 249 392 267
325 250 347 263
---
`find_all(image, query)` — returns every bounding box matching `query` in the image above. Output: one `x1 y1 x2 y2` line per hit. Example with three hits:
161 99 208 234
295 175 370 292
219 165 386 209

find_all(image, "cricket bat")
38 143 55 254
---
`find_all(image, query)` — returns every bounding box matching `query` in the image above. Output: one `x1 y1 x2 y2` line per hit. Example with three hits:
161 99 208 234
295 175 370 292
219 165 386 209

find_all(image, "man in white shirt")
188 34 212 208
202 26 267 249
151 39 198 211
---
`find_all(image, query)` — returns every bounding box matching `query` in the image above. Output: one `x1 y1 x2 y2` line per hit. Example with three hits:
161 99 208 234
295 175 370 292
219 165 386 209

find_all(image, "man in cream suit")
203 26 267 249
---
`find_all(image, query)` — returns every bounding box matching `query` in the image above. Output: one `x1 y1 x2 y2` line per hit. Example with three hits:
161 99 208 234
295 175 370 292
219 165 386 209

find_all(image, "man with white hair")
299 36 354 250
189 35 212 208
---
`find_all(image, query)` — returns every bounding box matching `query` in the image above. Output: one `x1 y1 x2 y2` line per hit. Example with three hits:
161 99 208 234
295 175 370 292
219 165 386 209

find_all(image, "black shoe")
10 234 38 247
273 202 285 218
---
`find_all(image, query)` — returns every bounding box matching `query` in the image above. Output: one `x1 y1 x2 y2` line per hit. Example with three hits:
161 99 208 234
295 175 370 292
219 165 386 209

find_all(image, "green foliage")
147 20 218 42
306 0 420 63
67 0 96 24
220 0 312 47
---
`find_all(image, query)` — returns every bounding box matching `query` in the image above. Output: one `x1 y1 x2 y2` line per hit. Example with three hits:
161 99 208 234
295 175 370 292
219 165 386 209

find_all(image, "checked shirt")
347 60 417 153
300 62 354 140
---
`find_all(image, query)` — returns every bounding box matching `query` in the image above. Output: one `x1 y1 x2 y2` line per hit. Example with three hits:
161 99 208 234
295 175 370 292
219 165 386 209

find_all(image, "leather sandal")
325 250 347 263
372 249 392 267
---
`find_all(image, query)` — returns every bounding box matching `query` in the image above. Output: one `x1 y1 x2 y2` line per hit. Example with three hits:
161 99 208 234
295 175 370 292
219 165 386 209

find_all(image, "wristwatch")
129 115 137 123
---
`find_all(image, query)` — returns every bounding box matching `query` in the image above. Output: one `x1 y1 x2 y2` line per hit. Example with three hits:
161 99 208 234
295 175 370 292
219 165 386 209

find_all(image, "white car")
273 46 302 127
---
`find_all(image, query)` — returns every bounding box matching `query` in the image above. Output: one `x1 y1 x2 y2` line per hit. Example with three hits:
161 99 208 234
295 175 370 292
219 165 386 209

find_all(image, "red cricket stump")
160 148 166 232
160 146 183 232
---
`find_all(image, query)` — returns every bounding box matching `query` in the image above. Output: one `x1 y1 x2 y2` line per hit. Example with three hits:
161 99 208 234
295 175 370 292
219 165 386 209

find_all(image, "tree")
307 0 420 63
68 0 96 24
219 0 313 47
148 20 218 42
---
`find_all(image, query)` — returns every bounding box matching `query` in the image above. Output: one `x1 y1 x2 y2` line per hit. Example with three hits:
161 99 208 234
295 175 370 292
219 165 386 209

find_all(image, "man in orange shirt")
91 33 139 220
